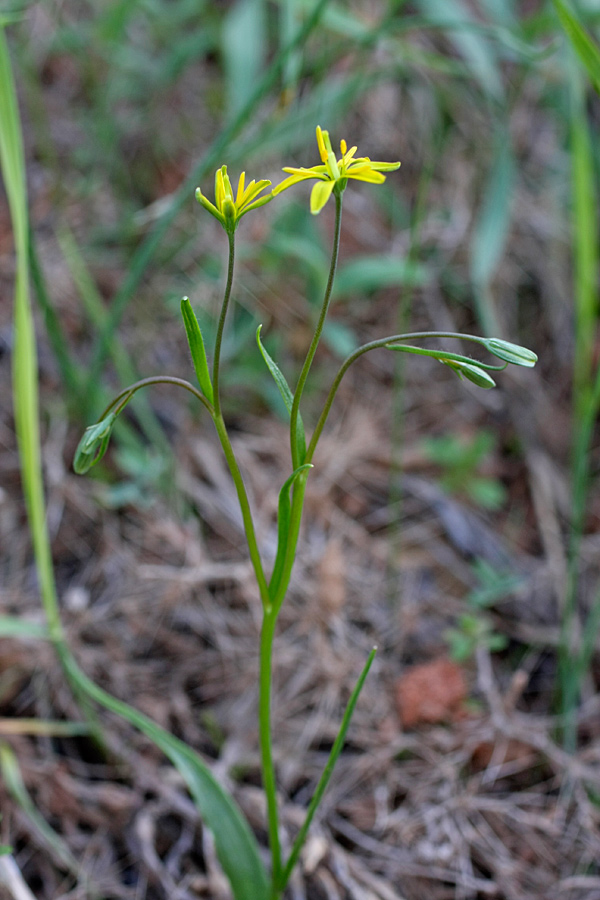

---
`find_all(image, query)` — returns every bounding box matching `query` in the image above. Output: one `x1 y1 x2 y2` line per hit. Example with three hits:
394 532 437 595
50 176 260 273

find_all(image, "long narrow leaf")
470 130 514 336
223 0 267 119
0 27 63 643
0 616 48 640
0 744 80 876
29 232 83 398
553 0 600 94
278 647 377 893
60 651 270 900
414 0 503 99
256 325 306 462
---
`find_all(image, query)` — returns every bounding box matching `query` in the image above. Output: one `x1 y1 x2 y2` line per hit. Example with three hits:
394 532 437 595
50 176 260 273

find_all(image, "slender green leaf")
333 255 428 297
256 325 307 462
28 232 83 398
470 131 514 336
559 57 600 748
553 0 600 93
222 0 267 119
181 297 214 403
60 652 270 900
58 223 171 456
0 744 80 875
278 647 377 893
0 719 89 737
0 616 48 640
0 26 64 644
269 464 313 600
414 0 503 99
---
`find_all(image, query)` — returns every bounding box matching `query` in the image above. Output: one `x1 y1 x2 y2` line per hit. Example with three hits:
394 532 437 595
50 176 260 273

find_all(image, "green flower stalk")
73 125 536 900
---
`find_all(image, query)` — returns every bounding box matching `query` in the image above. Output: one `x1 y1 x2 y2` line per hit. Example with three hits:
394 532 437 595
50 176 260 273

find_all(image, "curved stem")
290 191 343 468
100 375 214 419
305 331 497 463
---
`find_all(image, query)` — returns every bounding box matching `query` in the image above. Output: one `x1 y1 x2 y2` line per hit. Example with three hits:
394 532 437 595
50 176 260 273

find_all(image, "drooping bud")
73 413 117 474
442 359 496 389
484 338 538 368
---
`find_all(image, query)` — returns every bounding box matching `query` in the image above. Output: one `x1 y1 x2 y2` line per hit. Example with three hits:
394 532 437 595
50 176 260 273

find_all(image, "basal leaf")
61 652 270 900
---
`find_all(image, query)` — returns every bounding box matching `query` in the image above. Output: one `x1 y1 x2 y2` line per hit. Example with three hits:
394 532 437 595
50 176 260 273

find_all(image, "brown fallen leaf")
395 658 467 729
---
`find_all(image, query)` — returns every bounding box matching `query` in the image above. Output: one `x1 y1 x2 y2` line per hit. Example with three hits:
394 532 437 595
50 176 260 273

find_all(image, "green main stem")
210 231 282 888
263 193 345 893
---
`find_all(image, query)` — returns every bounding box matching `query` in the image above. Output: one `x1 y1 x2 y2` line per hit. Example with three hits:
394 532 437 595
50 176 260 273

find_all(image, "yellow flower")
273 126 401 214
195 166 272 233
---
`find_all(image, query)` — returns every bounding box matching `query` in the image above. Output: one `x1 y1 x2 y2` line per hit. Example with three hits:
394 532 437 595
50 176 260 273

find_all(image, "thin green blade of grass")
59 650 271 900
28 232 83 400
469 128 514 336
279 0 303 99
0 856 36 900
84 0 331 402
0 617 48 640
553 0 600 94
0 719 89 737
332 254 428 297
0 26 63 645
560 58 600 748
277 647 377 893
0 743 80 876
57 223 171 455
413 0 503 99
223 0 267 120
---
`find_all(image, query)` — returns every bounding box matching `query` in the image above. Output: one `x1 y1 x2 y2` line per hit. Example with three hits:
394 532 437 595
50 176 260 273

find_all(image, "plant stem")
212 412 271 604
101 375 214 418
258 193 346 890
206 232 270 604
259 609 282 894
290 191 343 469
212 232 236 420
306 331 491 463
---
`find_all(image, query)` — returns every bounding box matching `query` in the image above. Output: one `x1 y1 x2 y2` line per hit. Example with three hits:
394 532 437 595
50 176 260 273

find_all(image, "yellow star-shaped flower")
273 126 401 214
196 166 272 233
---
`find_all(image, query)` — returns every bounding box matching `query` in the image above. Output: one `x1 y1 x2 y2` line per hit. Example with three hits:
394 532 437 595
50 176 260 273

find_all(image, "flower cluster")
196 125 401 228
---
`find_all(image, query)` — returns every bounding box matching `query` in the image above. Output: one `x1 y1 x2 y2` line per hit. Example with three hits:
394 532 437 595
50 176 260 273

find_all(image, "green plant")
423 430 507 510
73 126 536 899
445 560 522 661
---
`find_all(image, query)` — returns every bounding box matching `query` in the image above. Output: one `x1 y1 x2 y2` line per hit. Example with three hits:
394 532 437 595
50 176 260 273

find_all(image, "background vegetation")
1 1 600 898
